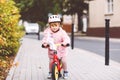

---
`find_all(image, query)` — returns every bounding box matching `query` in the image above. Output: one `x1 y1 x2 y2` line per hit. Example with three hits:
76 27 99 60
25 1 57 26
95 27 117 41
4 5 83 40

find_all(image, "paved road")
74 37 120 63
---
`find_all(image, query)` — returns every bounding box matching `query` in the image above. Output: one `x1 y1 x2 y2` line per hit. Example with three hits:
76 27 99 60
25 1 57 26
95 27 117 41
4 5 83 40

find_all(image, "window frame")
105 0 114 15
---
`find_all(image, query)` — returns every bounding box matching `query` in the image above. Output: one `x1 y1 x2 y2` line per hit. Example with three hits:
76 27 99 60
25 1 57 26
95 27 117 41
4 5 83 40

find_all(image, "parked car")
24 22 40 35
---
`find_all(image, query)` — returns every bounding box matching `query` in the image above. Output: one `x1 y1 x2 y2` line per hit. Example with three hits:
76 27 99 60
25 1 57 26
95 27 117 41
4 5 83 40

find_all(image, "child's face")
49 22 60 32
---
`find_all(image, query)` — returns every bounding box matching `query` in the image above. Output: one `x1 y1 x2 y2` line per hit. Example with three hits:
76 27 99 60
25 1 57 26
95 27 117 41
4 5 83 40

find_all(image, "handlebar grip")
61 43 70 47
41 44 49 48
66 43 70 46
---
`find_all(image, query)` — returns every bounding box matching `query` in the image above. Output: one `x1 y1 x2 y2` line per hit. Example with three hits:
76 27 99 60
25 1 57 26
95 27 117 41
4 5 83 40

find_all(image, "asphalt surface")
74 36 120 63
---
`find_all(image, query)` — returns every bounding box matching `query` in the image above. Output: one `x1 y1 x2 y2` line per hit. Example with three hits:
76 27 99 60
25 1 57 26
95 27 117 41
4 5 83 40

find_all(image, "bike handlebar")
61 43 70 47
42 43 70 48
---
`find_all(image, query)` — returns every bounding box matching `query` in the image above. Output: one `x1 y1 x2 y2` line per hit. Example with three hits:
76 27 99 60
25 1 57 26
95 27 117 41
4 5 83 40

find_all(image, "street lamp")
105 15 110 65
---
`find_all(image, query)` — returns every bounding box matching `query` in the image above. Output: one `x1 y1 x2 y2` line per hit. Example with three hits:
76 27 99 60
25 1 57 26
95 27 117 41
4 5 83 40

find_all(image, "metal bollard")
71 23 74 49
105 19 110 65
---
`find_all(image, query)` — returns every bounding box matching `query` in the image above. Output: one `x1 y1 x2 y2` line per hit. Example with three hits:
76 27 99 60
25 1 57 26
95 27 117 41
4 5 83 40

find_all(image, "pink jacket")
42 27 70 58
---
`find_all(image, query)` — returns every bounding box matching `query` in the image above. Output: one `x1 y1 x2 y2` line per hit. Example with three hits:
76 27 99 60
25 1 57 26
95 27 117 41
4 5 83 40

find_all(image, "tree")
14 0 88 31
14 0 35 21
15 0 64 23
63 0 88 31
15 0 34 12
50 0 63 14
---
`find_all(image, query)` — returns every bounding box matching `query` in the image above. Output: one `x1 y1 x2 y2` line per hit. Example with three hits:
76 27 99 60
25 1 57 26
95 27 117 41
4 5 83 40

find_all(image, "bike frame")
51 50 62 73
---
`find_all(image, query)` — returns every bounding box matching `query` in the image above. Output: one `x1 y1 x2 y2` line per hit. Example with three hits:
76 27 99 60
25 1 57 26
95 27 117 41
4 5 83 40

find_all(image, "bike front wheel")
52 63 59 80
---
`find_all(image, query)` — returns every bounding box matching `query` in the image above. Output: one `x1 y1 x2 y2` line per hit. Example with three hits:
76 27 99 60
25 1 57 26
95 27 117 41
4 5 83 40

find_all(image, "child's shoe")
47 72 52 79
63 71 68 79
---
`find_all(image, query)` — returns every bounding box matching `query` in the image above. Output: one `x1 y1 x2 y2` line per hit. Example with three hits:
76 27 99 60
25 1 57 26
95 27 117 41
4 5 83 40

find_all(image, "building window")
106 0 113 14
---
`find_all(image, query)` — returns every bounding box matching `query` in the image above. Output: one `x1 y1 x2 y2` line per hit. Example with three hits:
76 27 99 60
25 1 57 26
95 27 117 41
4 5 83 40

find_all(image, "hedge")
0 0 23 56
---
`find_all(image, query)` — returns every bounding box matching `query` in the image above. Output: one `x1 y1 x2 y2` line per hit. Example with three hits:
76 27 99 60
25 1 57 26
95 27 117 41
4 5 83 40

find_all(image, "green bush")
0 0 23 56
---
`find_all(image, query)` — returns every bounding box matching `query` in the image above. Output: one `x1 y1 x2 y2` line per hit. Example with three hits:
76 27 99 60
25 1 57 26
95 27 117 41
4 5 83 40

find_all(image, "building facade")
62 14 78 33
87 0 120 38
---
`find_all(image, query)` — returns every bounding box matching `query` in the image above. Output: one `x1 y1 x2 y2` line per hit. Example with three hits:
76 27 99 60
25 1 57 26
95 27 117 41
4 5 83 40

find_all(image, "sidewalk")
6 36 120 80
68 32 120 43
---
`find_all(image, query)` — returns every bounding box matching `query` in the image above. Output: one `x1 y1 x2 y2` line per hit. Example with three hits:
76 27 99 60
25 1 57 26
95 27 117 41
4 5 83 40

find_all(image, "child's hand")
42 43 49 48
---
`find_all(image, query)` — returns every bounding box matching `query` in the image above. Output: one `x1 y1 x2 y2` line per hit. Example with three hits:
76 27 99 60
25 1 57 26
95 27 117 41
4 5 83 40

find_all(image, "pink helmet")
48 15 61 23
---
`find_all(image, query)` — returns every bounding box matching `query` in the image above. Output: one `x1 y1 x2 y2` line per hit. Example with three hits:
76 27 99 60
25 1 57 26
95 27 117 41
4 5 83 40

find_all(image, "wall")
87 0 120 38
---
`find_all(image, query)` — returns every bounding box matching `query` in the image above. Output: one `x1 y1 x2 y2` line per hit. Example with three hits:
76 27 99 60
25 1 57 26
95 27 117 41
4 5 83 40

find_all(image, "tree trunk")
77 11 83 31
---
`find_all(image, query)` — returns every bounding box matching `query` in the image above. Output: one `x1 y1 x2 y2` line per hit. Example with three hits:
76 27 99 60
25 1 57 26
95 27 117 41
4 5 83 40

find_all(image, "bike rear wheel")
52 63 59 80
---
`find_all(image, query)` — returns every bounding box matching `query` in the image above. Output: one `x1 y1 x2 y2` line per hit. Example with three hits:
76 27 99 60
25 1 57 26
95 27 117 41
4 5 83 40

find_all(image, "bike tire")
52 63 59 80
